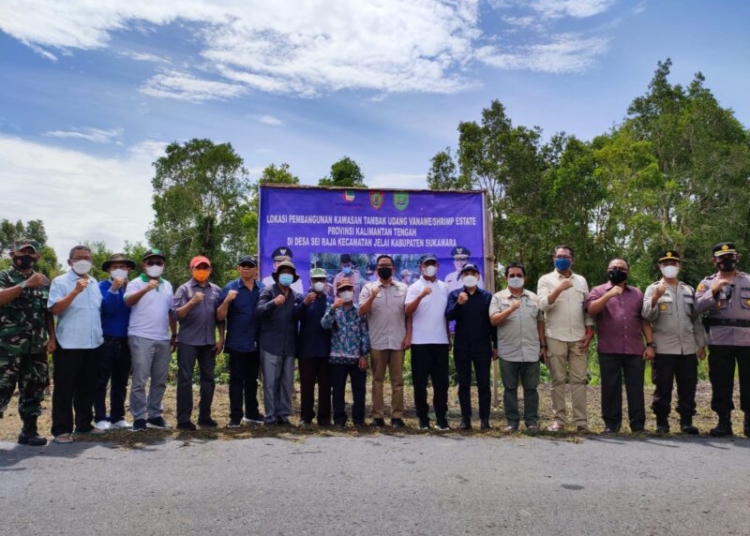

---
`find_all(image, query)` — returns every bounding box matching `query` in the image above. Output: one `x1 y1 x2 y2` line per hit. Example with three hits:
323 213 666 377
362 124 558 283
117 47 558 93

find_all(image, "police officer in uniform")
642 250 706 434
261 246 304 294
695 242 750 437
444 246 484 292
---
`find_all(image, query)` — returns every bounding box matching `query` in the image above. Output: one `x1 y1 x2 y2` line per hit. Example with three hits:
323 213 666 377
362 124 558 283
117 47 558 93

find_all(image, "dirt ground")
0 379 744 445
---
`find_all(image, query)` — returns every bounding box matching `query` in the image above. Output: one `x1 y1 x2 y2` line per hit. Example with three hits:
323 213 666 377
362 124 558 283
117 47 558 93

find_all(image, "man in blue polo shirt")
94 253 135 430
218 255 264 427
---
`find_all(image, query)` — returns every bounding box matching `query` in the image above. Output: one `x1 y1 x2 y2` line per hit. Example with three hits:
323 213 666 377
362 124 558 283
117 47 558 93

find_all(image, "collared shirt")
446 287 496 357
585 282 645 355
256 284 303 357
536 270 593 342
321 303 370 364
100 278 131 338
49 271 103 349
219 278 263 353
405 277 449 345
489 288 541 363
297 294 332 359
173 278 222 346
642 279 705 355
695 271 750 346
359 280 407 350
0 267 50 355
124 275 174 341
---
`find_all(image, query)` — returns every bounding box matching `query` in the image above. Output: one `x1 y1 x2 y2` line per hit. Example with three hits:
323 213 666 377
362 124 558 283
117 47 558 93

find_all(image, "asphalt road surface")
2 434 749 536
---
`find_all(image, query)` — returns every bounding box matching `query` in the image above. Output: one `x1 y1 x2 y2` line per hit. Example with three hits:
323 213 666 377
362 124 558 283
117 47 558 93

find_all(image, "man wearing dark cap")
642 250 706 434
124 248 176 431
405 253 451 430
445 246 484 292
256 260 304 425
218 255 265 427
696 242 750 437
0 238 55 446
94 253 136 430
261 246 304 294
333 253 362 304
173 256 223 430
446 263 496 431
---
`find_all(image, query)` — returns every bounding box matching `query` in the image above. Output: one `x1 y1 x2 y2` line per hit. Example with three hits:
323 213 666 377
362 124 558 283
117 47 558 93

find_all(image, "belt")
705 318 750 328
104 335 128 342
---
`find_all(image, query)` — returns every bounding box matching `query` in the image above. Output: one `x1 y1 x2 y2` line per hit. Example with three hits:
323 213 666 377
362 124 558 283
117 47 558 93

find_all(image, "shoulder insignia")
696 282 707 292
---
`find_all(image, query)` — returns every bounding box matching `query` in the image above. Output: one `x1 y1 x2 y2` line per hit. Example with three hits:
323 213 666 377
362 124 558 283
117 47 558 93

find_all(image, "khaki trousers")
547 338 588 427
370 349 405 419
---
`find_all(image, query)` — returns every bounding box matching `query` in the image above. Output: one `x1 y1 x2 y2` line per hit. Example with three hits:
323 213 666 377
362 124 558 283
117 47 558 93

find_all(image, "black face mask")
718 258 737 272
607 269 628 285
14 255 36 270
377 267 393 280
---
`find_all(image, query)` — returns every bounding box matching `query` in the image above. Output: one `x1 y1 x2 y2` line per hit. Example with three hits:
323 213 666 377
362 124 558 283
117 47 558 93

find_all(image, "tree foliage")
0 218 59 277
319 156 366 187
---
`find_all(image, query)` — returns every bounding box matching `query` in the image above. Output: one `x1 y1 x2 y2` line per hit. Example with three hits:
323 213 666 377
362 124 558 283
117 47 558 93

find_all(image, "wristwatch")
19 280 28 289
646 342 657 348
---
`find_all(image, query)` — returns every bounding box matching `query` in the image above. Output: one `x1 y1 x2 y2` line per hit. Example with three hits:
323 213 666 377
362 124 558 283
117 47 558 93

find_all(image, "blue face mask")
554 258 572 271
342 266 352 275
278 273 294 287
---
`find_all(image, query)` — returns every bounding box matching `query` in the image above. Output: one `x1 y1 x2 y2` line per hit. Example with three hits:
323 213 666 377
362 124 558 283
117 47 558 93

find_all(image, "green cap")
310 268 327 279
13 237 40 253
143 248 166 261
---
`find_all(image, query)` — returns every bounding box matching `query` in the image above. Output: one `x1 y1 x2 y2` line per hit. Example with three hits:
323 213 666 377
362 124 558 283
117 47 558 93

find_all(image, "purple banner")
259 186 487 294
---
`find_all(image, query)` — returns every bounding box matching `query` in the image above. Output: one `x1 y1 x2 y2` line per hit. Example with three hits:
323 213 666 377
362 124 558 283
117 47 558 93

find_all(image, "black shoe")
353 421 366 428
318 421 333 427
418 418 431 430
603 426 620 434
391 418 406 429
177 421 197 431
18 430 47 446
198 418 218 428
459 417 472 431
710 416 734 437
277 417 292 426
370 418 386 428
435 420 451 432
656 417 670 434
334 420 347 428
480 419 491 431
243 414 265 424
744 414 750 438
146 417 171 429
680 424 699 435
227 419 242 428
132 419 147 431
299 419 313 427
264 420 279 427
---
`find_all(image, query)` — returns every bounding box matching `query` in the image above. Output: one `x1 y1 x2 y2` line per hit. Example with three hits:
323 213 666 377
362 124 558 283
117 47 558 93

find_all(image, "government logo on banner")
394 192 409 211
369 191 384 210
342 190 356 202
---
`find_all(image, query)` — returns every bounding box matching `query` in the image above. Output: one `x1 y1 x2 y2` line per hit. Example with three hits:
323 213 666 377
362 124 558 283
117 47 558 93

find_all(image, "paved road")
2 434 749 536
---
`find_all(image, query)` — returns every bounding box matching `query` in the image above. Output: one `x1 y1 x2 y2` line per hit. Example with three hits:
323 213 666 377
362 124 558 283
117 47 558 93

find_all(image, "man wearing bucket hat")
0 238 55 446
642 250 706 434
94 253 136 430
695 242 750 437
256 260 304 425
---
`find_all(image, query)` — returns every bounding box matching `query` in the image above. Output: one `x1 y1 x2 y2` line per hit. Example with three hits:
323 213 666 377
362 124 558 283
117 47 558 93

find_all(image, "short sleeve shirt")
489 288 541 362
406 277 449 345
48 271 103 350
360 280 407 350
125 275 174 341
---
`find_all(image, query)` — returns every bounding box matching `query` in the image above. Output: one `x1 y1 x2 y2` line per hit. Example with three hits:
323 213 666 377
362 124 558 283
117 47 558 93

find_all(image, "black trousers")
330 362 366 425
298 357 332 424
227 349 262 422
454 348 491 420
598 353 645 431
411 344 449 422
651 353 697 419
93 336 131 423
51 346 100 436
708 345 750 416
176 343 215 424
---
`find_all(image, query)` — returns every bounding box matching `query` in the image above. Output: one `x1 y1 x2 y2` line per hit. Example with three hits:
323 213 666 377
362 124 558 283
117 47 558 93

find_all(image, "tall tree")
0 218 59 277
319 156 366 187
148 139 253 284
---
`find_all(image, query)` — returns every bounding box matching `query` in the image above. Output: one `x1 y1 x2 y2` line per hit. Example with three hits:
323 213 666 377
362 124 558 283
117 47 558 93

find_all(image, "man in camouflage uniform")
0 238 55 446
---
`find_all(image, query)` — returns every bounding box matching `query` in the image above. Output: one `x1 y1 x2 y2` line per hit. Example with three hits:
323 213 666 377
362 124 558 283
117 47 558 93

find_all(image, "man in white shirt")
405 254 451 431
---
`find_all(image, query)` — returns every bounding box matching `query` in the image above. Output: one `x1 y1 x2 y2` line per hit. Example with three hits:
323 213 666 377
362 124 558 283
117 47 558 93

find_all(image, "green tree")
319 156 366 187
82 241 113 281
148 139 253 285
0 218 60 277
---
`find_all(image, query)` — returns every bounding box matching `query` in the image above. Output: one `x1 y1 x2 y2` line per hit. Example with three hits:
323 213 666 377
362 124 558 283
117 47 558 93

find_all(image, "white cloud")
258 115 283 127
119 51 171 64
44 127 123 144
368 173 428 190
0 135 161 261
529 0 617 19
476 34 609 73
139 71 246 102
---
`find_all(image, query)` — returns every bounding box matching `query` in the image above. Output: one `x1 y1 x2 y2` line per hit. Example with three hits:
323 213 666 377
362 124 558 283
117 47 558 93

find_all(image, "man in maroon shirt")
585 258 654 433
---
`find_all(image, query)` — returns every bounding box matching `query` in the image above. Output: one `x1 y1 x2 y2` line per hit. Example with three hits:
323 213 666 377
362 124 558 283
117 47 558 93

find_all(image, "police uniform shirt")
695 271 750 346
642 279 706 355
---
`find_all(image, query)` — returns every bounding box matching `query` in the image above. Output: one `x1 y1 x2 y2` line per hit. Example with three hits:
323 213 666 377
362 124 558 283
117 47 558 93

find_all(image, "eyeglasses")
239 263 256 268
145 260 164 266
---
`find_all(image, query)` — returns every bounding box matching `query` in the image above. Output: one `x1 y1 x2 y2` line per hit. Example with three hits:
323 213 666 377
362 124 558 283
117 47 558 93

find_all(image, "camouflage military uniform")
0 266 50 419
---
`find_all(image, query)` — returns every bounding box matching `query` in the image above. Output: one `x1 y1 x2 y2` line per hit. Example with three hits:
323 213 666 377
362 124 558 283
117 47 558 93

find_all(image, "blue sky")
1 0 748 262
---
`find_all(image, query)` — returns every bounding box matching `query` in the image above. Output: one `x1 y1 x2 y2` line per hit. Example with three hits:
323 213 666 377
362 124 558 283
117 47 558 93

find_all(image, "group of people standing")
1 237 749 446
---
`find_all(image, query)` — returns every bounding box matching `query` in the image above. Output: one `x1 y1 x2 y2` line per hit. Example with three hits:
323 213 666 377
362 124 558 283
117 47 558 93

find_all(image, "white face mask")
146 265 164 278
313 281 326 293
339 290 353 302
661 265 679 279
507 276 525 289
111 268 128 280
72 260 92 275
423 265 437 277
463 275 478 288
